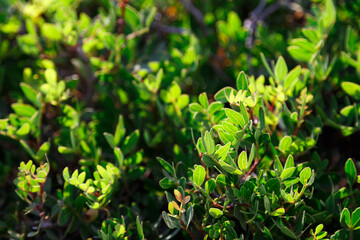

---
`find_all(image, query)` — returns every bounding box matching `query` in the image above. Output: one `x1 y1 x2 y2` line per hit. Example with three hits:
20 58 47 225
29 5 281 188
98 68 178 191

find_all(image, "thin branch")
244 0 295 48
151 22 190 35
117 0 130 33
179 0 209 36
241 144 268 182
179 218 197 240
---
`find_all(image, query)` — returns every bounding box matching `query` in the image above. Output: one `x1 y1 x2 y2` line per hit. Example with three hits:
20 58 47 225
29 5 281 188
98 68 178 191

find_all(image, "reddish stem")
118 0 130 33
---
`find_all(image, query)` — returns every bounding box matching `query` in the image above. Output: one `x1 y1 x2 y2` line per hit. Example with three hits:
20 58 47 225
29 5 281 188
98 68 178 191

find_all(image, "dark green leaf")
273 220 297 239
345 158 357 185
185 205 194 229
340 208 351 228
159 178 175 189
157 157 175 176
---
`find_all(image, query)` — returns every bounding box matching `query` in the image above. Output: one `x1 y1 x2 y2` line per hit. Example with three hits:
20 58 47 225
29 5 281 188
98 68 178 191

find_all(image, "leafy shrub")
2 0 360 239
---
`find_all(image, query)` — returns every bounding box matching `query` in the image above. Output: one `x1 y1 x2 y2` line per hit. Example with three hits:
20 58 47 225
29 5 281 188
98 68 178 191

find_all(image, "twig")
125 27 150 41
151 22 190 35
118 0 130 33
179 219 197 240
179 0 209 36
244 0 294 48
242 144 268 182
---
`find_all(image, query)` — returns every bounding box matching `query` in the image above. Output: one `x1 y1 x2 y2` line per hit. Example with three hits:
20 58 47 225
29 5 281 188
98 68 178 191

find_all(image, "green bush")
2 0 360 239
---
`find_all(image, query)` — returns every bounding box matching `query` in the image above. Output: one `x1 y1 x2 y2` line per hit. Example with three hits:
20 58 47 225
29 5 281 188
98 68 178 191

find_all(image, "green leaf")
44 68 57 85
208 102 223 115
162 211 179 229
260 52 276 80
238 151 248 171
63 167 70 182
58 146 73 154
136 216 145 240
199 92 209 109
239 101 249 124
299 167 311 185
97 165 111 182
16 122 30 136
340 208 351 228
248 144 255 167
345 158 357 185
271 208 285 216
218 129 234 145
289 38 316 52
341 82 360 101
323 0 336 30
203 131 215 154
216 174 227 186
157 157 175 176
265 178 281 195
259 106 265 130
193 165 206 187
215 142 231 161
285 65 301 90
12 103 36 117
330 229 348 239
284 155 294 169
78 172 86 184
27 231 40 238
20 83 38 106
114 115 125 146
280 167 295 180
202 154 217 167
352 207 360 230
205 179 216 194
145 7 157 27
185 205 194 229
159 177 175 189
279 136 292 152
122 130 139 155
20 140 36 159
177 94 189 109
220 161 242 175
189 103 203 113
315 224 324 235
114 147 124 168
287 46 312 62
302 29 320 44
308 170 315 186
103 132 115 149
275 56 288 83
209 208 223 218
41 23 61 41
36 141 50 160
214 87 234 103
225 108 245 129
236 71 248 91
264 196 271 213
273 220 297 239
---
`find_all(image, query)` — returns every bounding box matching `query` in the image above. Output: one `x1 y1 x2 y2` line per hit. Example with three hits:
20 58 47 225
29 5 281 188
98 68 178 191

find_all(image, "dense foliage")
1 0 360 239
